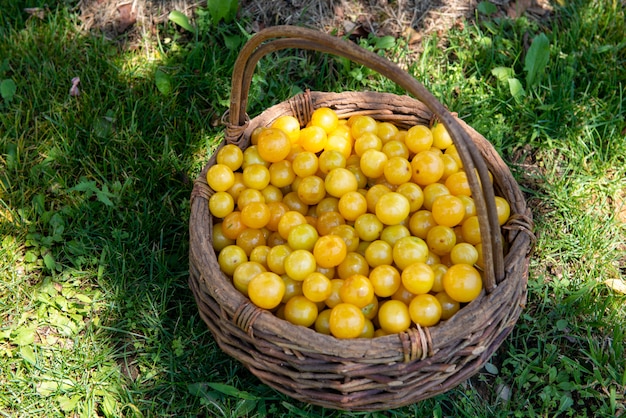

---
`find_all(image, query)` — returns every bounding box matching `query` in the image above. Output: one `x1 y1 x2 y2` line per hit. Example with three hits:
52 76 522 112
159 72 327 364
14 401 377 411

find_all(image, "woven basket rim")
191 90 534 360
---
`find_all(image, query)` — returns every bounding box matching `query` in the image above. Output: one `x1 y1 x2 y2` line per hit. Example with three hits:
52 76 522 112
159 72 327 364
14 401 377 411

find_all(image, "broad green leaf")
74 293 92 304
36 378 73 396
374 35 396 50
54 295 68 311
508 77 526 103
20 345 36 364
2 235 14 248
477 1 498 15
37 381 59 396
39 278 58 297
6 142 17 169
206 0 238 24
49 212 65 236
0 58 9 73
41 235 54 247
69 180 98 193
478 35 492 48
206 382 259 400
168 10 195 33
491 66 514 84
187 383 205 397
238 399 258 416
101 393 117 418
281 401 314 415
95 185 115 206
288 85 304 97
484 362 499 375
24 250 39 263
69 313 85 324
557 394 574 413
48 309 70 328
43 252 56 270
1 78 17 101
66 239 86 255
58 395 81 412
227 0 239 21
155 69 172 96
223 33 242 50
524 33 550 89
206 0 225 25
349 68 364 82
12 326 35 346
93 117 113 138
33 193 45 215
187 383 220 402
25 232 43 246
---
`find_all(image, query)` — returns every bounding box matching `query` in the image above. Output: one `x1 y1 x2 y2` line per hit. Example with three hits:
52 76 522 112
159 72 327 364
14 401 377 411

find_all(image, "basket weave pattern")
189 26 534 411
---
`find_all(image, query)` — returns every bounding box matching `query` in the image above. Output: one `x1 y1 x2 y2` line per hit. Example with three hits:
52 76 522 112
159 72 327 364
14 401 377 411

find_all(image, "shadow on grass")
1 3 401 416
0 4 250 416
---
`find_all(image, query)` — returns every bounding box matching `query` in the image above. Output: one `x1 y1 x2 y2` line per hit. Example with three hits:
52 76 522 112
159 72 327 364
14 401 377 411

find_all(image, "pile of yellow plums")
208 107 510 339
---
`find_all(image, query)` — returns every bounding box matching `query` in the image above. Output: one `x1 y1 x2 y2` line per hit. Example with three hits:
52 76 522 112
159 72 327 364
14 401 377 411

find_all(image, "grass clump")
425 1 626 415
1 0 625 417
0 4 226 416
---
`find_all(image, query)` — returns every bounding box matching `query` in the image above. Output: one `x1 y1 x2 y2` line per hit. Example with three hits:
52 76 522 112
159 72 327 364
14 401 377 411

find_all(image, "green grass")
1 0 625 417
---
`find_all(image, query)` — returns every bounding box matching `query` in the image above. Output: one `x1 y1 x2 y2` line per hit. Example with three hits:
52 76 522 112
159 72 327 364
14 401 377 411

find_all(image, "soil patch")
73 0 553 50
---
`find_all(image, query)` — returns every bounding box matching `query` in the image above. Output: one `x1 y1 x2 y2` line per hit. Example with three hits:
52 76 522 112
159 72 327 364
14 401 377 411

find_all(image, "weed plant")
0 0 624 417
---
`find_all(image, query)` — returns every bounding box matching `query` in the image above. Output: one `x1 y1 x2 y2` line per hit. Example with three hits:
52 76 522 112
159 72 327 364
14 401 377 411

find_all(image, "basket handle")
227 25 504 292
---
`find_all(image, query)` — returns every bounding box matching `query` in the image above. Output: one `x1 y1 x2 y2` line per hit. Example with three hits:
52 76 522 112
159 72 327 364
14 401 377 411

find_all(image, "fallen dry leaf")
508 0 533 18
24 7 46 19
69 77 80 97
605 278 626 294
496 384 511 401
403 26 422 45
116 3 137 34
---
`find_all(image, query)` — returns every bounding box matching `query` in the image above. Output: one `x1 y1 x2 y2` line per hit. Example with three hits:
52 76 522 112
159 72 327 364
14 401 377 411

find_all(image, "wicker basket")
189 26 534 411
